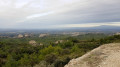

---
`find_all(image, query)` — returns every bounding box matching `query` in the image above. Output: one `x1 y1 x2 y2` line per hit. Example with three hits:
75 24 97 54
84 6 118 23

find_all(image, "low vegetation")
0 34 120 67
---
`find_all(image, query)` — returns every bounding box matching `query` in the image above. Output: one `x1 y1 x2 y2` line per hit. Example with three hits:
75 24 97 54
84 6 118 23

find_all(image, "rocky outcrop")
29 40 37 46
115 32 120 35
29 40 43 46
55 40 64 44
65 43 120 67
18 34 24 38
39 34 49 37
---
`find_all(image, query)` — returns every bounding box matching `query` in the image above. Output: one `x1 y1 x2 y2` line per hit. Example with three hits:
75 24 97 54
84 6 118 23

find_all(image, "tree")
45 54 57 64
4 55 18 67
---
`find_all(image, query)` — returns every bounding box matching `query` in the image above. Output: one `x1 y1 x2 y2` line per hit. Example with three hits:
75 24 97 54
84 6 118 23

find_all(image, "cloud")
26 11 55 19
0 0 120 29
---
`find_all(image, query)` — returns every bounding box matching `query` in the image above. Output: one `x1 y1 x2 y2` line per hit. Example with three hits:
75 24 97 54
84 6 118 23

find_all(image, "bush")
45 54 57 64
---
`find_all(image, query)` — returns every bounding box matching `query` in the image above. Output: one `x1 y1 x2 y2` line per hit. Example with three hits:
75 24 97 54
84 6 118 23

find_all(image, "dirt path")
65 43 120 67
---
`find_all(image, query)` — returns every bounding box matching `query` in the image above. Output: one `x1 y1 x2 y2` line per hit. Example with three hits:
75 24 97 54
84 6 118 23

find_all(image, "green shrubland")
0 34 120 67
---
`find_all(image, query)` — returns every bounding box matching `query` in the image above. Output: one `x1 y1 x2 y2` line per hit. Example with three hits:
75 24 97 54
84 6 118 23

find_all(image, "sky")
0 0 120 29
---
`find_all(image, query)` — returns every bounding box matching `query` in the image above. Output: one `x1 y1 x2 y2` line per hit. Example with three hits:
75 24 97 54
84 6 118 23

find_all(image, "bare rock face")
55 40 64 44
65 43 120 67
115 32 120 35
29 40 37 46
71 32 80 36
29 40 43 46
18 34 23 38
39 43 43 46
39 34 49 37
24 34 29 37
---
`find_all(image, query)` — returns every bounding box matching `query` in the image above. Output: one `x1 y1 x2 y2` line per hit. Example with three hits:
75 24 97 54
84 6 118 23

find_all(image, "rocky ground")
65 43 120 67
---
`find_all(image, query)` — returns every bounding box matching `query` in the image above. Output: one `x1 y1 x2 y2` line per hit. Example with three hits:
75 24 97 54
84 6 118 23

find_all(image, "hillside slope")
65 43 120 67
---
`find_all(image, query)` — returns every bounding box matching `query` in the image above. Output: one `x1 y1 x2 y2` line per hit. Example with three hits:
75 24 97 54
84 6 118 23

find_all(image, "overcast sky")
0 0 120 29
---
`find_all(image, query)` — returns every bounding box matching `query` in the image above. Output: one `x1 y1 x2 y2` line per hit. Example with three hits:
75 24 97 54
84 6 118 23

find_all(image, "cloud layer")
0 0 120 29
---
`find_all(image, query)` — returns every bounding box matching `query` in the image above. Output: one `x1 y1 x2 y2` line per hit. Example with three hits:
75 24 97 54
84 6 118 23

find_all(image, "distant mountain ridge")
0 25 120 33
64 25 120 32
68 25 120 29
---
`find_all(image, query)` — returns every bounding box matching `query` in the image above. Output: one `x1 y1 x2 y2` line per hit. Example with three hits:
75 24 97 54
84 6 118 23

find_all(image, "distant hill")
90 25 120 30
0 25 120 33
63 25 120 33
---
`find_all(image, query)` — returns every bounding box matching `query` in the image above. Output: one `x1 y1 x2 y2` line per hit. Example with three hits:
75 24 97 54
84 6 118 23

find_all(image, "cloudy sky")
0 0 120 29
